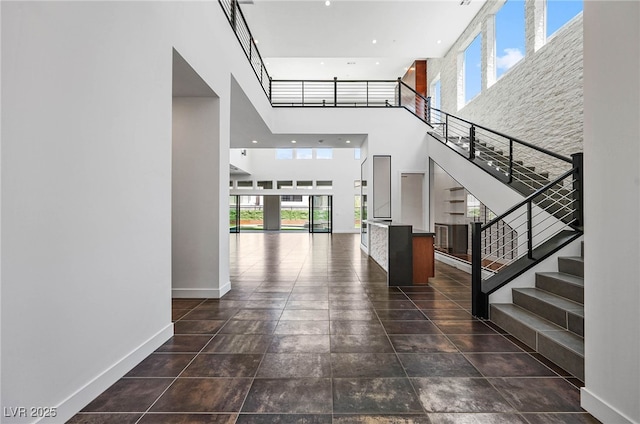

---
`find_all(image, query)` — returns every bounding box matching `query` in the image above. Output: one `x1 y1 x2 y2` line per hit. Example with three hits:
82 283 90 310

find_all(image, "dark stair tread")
560 256 584 263
491 303 565 333
536 271 584 288
491 304 584 356
513 287 584 312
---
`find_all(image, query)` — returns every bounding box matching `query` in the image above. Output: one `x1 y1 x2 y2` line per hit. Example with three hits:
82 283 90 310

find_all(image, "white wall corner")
173 280 231 299
581 387 638 424
37 324 173 424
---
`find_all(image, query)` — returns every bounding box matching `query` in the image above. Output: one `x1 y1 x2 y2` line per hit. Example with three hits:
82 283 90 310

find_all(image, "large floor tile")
490 377 583 412
202 334 273 353
242 378 332 413
331 353 406 377
398 353 482 377
332 415 431 424
138 414 237 423
182 354 262 377
411 377 514 413
268 335 331 353
447 334 523 353
381 320 440 334
389 335 458 353
330 321 385 335
150 378 252 412
332 378 423 414
220 320 278 335
464 353 557 377
125 353 194 378
425 413 528 423
67 414 141 423
236 414 332 424
256 353 331 377
81 379 173 412
330 334 395 353
274 320 330 335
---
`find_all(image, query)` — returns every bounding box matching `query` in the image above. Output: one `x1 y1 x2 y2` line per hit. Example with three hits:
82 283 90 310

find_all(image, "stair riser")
535 274 584 304
568 312 584 337
538 332 585 381
558 257 584 277
490 306 537 350
512 291 582 334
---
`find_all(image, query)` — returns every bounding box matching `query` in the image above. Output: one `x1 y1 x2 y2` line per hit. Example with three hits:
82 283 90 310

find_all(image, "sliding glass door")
309 195 332 233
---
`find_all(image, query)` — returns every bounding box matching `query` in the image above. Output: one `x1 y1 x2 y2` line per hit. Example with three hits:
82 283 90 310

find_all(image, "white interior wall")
172 97 229 298
1 1 264 421
400 173 425 230
581 2 640 423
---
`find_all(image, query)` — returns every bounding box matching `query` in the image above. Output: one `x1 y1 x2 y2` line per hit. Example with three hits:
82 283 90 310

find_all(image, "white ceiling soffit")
240 0 486 80
230 77 366 148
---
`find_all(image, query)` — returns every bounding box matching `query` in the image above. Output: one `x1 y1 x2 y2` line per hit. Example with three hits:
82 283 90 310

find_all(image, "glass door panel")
230 195 239 233
239 195 264 231
310 195 332 233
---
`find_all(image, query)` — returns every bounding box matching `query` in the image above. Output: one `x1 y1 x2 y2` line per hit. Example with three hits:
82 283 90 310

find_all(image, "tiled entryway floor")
69 233 600 423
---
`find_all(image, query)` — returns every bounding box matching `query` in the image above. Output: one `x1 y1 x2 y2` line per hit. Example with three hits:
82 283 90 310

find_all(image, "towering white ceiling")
240 0 486 80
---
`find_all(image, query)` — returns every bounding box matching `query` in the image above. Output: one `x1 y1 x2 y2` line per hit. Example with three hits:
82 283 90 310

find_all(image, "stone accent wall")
428 0 583 158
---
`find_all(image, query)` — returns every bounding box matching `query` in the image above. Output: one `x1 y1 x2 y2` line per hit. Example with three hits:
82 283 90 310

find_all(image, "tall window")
433 79 441 110
547 0 583 39
464 34 482 104
276 148 293 160
354 148 361 160
495 0 525 79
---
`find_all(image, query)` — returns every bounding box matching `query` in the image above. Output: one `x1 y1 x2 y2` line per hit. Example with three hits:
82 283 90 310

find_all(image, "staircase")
490 241 585 380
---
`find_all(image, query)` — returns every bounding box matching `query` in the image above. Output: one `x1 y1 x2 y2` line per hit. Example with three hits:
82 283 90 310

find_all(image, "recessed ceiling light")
252 140 258 144
346 140 351 144
376 61 380 65
325 0 330 5
291 140 297 144
437 39 442 44
321 61 325 65
372 39 377 44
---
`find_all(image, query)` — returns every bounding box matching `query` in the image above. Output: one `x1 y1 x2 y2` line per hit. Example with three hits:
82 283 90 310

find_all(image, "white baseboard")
172 281 231 299
581 387 638 424
39 323 174 424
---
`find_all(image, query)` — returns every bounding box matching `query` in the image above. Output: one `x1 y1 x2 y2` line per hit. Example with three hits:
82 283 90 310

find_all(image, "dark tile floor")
69 233 600 424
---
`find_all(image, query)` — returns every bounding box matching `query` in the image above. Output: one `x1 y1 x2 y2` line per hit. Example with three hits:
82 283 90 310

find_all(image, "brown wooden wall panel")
412 235 434 285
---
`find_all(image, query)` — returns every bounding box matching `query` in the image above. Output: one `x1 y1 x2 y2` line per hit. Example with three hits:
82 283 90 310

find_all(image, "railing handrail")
481 167 576 231
399 80 430 103
272 78 400 83
429 106 572 164
233 1 271 81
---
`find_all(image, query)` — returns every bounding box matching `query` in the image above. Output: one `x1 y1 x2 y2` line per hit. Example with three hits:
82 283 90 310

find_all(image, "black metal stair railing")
471 153 583 319
270 78 432 124
219 0 271 96
427 107 575 198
